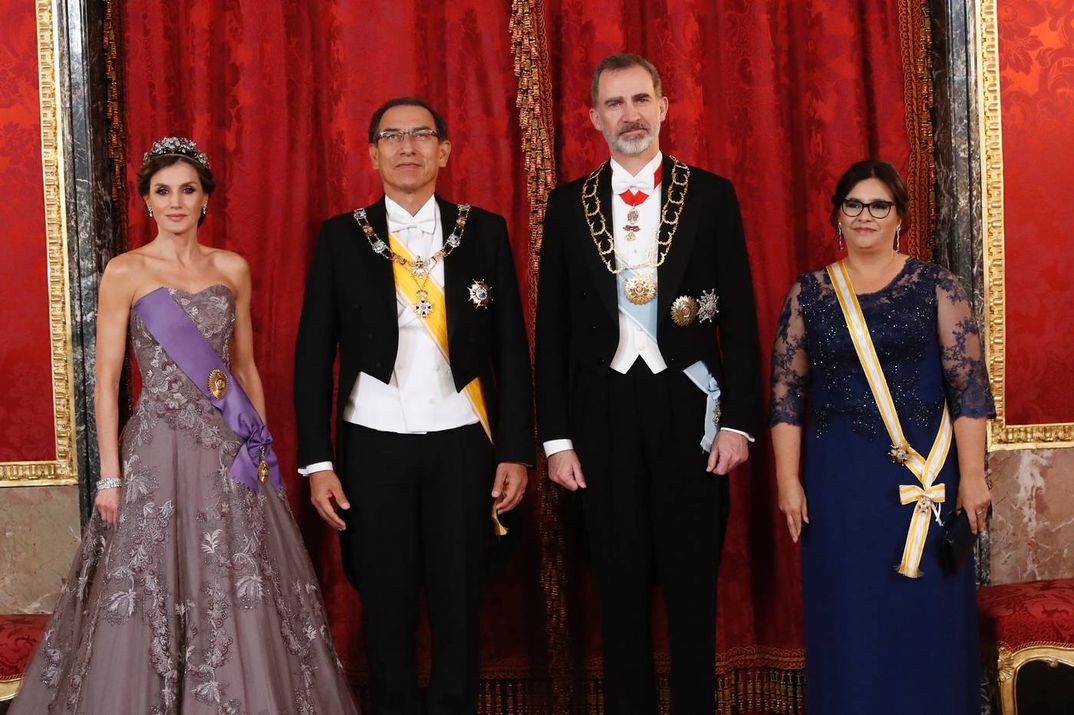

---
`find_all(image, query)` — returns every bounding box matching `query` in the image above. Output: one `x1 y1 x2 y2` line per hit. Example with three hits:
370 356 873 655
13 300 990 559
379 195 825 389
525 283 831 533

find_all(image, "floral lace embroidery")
769 259 994 436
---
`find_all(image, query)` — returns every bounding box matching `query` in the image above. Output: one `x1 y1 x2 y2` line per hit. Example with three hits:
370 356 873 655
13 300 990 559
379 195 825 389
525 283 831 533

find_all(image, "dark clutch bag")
940 509 976 574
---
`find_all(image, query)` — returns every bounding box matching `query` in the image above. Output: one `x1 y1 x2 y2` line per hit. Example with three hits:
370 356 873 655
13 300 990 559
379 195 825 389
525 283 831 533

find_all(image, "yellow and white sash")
827 260 952 578
389 233 507 536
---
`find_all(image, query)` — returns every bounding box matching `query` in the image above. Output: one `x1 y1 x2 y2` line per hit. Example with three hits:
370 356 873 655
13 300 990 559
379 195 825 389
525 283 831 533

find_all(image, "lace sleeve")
935 270 995 419
769 279 810 426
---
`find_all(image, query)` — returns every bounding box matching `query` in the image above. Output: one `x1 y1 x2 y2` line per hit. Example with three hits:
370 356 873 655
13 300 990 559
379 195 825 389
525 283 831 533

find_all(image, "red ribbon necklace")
619 165 663 240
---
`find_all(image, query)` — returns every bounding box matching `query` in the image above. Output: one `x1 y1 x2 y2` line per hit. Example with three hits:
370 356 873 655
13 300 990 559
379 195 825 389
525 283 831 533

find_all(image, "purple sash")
132 287 282 492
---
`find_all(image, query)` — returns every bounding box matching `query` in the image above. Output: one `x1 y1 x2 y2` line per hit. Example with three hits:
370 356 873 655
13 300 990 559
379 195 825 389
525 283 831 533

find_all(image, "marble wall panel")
0 486 80 613
989 448 1074 585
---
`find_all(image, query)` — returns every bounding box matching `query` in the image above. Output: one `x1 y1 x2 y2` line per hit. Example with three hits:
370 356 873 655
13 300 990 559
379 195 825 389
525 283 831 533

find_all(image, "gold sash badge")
827 260 953 578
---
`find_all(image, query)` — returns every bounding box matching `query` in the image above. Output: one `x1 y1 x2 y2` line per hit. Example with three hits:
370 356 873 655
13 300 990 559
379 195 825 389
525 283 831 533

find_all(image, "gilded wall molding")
977 0 1074 450
0 0 78 486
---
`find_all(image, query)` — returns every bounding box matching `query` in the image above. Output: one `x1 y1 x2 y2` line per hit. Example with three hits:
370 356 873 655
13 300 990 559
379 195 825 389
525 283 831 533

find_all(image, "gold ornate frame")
977 0 1074 450
0 0 78 487
0 675 20 701
996 644 1074 714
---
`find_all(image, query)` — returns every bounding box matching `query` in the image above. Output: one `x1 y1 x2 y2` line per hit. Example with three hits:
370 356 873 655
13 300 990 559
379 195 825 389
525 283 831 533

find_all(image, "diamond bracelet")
96 477 122 490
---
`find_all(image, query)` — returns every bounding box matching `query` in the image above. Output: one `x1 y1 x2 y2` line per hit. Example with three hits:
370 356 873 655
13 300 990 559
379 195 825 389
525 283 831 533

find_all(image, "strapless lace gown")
11 285 359 714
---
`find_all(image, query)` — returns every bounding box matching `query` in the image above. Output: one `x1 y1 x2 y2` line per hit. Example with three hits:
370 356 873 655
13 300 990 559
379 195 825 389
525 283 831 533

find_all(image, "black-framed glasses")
375 128 440 145
841 199 894 219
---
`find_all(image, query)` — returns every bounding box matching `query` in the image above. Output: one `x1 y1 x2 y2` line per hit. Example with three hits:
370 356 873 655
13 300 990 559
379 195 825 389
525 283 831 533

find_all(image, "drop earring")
201 204 207 216
895 224 902 253
837 223 844 253
147 206 154 218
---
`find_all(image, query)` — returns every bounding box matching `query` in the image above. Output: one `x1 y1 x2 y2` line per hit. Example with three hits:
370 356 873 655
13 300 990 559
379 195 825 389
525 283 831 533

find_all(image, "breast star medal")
468 279 492 308
888 443 911 465
670 295 699 326
624 274 657 305
697 289 719 323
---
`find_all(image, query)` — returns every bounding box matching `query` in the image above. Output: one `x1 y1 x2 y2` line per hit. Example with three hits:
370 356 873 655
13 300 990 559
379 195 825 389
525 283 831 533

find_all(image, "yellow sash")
827 260 952 578
389 233 506 536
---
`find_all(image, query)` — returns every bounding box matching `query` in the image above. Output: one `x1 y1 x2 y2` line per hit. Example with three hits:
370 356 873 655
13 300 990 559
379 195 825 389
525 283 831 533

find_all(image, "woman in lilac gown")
769 160 994 714
11 138 359 714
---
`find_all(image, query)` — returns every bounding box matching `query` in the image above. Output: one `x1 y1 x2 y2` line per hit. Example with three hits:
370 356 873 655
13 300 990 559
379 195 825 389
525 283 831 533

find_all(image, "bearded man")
534 53 761 714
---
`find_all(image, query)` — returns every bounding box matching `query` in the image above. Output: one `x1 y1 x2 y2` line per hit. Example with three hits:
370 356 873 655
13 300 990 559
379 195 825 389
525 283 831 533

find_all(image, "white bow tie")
393 216 437 235
611 172 656 197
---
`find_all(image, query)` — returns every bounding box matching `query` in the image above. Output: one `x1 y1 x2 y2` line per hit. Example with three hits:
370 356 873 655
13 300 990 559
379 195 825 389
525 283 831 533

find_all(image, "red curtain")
118 0 932 710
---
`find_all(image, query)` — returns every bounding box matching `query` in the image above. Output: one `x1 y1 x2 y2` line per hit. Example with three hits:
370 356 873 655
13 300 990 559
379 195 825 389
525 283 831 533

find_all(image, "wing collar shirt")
299 195 479 476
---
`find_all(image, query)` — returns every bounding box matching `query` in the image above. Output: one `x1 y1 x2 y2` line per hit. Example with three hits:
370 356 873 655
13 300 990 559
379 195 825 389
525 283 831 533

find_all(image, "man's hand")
492 462 528 514
706 431 749 475
547 449 587 491
310 470 350 531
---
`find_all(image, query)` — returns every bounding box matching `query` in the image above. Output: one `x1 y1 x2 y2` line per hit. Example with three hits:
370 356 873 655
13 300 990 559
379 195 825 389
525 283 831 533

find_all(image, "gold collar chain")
353 204 472 280
581 157 690 275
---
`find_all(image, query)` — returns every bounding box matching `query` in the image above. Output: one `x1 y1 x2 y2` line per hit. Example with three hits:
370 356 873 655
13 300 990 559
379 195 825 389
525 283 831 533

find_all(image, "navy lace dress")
770 258 994 714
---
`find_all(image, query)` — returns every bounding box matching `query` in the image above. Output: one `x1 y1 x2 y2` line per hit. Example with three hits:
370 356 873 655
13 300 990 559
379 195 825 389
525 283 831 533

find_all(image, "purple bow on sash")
133 287 283 493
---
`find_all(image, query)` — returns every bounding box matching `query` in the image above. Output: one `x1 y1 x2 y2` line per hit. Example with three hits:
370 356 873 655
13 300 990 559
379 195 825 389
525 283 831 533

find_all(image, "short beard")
613 132 655 156
604 121 658 156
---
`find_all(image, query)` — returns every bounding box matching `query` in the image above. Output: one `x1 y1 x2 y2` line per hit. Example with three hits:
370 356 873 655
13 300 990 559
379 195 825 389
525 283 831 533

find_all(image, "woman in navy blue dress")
770 160 994 714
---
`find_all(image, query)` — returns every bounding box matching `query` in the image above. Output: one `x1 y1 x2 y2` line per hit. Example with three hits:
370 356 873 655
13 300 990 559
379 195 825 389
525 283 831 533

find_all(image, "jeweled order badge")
468 279 492 308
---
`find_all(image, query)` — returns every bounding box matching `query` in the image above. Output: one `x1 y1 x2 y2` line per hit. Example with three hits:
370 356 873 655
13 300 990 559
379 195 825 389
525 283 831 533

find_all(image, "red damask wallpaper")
0 0 57 462
999 1 1074 425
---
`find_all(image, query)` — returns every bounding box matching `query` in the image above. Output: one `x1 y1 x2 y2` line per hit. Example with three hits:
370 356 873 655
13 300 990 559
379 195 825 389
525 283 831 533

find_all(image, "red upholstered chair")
978 578 1074 714
0 614 49 703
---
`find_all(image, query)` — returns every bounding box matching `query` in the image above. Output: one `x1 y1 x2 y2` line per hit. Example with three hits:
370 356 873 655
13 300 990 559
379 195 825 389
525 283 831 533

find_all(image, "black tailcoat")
294 195 535 474
535 156 761 442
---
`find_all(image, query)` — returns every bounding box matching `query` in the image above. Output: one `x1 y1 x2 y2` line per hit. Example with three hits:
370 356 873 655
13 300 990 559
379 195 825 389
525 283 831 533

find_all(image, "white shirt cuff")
721 428 755 443
543 439 574 457
298 461 334 477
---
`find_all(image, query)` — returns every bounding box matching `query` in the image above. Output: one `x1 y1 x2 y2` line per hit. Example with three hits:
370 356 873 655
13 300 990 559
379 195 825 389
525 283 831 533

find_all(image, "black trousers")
574 362 731 715
341 423 494 715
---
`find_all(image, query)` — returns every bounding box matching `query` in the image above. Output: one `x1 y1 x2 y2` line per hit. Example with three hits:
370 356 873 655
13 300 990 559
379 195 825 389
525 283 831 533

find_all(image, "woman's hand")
778 478 809 543
95 487 121 527
956 474 991 535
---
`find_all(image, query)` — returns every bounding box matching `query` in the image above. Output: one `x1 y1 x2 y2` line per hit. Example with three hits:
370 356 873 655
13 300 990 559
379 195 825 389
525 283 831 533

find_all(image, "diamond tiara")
142 136 210 169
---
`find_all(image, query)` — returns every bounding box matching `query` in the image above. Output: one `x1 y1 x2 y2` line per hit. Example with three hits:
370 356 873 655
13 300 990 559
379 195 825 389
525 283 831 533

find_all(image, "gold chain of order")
581 157 690 275
353 204 471 276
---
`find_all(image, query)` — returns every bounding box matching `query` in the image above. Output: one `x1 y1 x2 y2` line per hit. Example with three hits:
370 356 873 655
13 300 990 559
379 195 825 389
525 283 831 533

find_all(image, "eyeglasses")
375 128 440 145
841 199 894 219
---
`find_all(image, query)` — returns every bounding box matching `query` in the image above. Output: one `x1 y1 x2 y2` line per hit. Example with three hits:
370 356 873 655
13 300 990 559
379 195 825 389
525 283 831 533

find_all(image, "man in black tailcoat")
535 54 761 714
295 97 534 715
